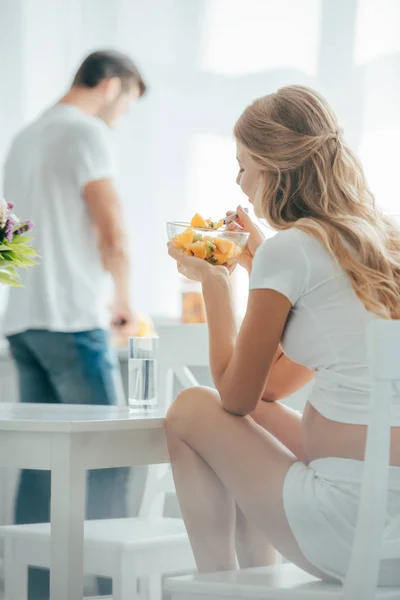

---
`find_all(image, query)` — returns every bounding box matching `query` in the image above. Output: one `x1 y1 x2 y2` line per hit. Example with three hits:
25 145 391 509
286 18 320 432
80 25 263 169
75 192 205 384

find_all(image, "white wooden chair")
0 322 209 600
164 319 400 600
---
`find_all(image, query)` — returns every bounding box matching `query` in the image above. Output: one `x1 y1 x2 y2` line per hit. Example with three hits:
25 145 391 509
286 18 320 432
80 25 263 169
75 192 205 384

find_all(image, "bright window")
359 127 400 218
199 0 321 76
186 134 245 219
354 0 400 65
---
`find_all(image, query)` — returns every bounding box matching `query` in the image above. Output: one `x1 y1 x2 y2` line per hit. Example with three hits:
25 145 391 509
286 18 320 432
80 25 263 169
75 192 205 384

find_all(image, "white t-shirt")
2 104 115 335
249 227 399 425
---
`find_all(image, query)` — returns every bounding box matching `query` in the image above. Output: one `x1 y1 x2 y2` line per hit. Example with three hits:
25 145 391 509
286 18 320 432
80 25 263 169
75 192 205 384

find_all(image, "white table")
0 402 168 600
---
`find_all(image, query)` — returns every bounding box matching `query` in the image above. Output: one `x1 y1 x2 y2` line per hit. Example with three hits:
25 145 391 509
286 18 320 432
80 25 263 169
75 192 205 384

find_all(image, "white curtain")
1 0 400 319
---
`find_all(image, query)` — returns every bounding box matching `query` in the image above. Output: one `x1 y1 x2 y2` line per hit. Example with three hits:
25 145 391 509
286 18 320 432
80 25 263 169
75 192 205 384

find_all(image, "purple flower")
7 202 15 210
5 217 15 243
14 219 34 236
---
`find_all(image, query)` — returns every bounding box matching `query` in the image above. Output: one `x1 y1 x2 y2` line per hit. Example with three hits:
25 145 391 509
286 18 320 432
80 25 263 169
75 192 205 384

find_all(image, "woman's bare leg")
165 386 327 578
250 400 306 462
235 503 276 568
234 400 304 567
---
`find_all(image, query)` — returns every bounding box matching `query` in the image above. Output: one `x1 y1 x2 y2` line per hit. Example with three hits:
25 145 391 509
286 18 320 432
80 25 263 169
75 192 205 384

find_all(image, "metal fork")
219 207 249 226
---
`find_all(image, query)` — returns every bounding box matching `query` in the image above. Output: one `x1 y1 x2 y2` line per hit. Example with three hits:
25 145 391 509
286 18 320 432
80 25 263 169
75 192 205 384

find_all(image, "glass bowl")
167 221 249 266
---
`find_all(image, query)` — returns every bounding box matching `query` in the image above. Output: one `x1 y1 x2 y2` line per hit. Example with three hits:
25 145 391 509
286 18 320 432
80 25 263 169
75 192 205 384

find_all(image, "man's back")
3 104 114 335
3 49 146 600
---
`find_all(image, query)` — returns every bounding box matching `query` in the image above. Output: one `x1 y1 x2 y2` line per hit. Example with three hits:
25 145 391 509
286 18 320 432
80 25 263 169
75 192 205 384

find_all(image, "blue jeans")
7 329 129 600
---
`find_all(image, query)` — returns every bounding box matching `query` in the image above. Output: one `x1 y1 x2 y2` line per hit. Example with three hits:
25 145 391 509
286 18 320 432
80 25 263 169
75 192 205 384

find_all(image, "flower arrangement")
0 199 38 286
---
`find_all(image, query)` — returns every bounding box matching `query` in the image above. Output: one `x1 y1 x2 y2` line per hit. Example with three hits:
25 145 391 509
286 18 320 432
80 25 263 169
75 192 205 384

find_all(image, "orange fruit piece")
189 241 207 259
214 237 236 255
175 228 194 249
190 213 208 228
213 250 230 265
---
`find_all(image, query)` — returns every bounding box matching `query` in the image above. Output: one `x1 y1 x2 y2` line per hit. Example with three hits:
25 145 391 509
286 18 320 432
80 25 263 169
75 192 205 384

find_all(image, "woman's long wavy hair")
234 85 400 319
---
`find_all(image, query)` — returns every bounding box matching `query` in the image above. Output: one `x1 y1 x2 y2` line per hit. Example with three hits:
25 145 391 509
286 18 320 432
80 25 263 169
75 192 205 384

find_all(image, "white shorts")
283 457 400 585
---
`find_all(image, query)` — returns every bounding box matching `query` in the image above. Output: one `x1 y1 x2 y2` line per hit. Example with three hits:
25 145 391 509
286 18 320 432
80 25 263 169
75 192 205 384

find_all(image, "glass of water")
128 336 159 411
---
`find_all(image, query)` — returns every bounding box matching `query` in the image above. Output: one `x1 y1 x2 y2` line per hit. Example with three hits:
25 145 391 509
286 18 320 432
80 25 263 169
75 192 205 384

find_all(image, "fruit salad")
170 213 243 266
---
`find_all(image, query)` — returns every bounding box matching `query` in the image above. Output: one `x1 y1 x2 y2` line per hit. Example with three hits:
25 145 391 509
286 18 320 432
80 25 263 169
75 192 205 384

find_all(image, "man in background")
2 50 146 599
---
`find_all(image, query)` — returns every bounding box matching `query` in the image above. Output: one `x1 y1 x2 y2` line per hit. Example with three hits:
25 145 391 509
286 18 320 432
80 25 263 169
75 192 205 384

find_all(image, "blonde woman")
166 86 400 584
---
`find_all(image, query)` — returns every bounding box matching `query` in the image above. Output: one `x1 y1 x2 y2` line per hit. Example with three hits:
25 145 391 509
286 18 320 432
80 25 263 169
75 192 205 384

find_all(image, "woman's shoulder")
255 226 338 280
258 226 320 256
250 228 316 304
252 227 314 280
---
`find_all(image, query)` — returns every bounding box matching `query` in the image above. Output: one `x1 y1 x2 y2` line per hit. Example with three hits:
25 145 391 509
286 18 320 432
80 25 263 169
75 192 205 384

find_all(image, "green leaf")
21 247 39 257
8 244 39 259
20 258 38 267
0 271 22 286
0 233 39 285
1 252 15 262
11 236 34 245
1 265 18 277
10 248 36 259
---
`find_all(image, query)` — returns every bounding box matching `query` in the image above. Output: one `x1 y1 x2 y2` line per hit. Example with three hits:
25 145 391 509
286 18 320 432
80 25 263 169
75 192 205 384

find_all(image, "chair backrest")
343 319 400 600
156 322 210 409
138 322 210 518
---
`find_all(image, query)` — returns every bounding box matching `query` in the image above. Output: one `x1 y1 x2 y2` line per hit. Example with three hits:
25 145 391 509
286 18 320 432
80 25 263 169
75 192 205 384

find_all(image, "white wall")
1 0 400 319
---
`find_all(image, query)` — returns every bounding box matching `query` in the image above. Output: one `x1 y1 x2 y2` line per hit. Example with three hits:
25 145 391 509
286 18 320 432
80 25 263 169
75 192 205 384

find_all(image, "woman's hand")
168 243 236 282
226 205 265 273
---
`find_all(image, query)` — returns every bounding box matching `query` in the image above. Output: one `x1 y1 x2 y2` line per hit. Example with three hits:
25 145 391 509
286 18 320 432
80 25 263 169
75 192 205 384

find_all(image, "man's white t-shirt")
2 104 115 335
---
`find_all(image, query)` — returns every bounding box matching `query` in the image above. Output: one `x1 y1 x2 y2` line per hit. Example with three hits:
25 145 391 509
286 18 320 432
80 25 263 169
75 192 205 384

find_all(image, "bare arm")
168 243 309 417
262 351 315 402
202 270 291 416
84 178 134 328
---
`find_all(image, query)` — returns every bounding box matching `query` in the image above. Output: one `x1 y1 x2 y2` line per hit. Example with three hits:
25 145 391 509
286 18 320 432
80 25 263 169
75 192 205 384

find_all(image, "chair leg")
3 538 28 600
112 560 142 600
148 575 163 600
113 573 162 600
136 576 163 600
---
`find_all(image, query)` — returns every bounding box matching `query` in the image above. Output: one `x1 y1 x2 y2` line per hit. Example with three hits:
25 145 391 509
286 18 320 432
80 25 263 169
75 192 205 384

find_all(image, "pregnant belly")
302 402 400 465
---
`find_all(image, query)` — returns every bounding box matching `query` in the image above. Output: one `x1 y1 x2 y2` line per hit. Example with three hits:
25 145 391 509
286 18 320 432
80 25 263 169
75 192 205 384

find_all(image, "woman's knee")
165 386 220 432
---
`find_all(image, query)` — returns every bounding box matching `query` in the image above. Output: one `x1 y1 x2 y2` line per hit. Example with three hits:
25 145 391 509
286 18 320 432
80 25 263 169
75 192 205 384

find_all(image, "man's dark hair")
73 50 146 96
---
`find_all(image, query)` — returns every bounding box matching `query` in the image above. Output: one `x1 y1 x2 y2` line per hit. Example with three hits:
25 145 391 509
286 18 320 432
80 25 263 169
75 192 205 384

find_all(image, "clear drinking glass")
128 336 159 411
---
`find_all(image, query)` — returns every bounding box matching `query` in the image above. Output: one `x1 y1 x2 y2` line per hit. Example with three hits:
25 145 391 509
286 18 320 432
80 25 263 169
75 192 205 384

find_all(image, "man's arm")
84 178 135 329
